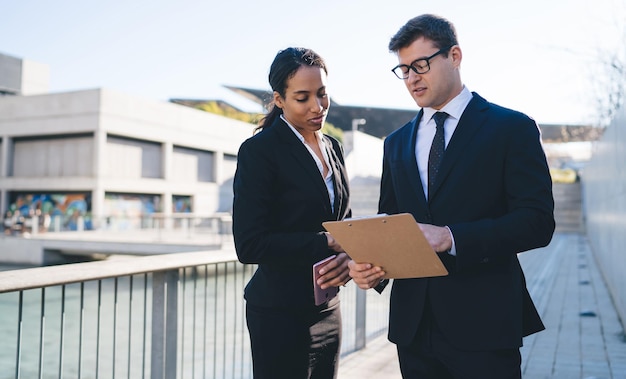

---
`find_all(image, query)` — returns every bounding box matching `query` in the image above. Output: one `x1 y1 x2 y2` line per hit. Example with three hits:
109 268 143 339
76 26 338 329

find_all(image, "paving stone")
338 233 626 379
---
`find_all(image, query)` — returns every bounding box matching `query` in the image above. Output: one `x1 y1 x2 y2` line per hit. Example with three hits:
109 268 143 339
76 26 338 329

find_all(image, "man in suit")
348 14 555 378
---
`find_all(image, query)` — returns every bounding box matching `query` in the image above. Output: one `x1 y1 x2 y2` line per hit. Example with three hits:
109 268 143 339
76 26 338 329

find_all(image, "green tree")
322 121 343 143
591 2 626 127
193 100 342 142
196 101 262 124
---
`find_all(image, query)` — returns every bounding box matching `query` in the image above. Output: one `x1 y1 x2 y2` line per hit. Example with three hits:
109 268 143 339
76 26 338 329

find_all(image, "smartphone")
313 255 339 306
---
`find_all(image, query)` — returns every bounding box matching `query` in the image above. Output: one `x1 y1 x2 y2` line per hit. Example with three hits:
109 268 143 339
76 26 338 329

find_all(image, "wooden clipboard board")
323 213 448 279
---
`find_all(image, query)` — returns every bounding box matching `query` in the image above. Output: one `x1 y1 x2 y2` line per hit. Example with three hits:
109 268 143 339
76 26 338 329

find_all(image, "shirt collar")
422 85 473 123
281 114 323 144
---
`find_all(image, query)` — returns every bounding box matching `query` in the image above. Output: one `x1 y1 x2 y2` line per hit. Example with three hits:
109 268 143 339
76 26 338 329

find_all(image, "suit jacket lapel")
430 93 489 200
274 119 334 214
322 136 348 220
404 111 429 209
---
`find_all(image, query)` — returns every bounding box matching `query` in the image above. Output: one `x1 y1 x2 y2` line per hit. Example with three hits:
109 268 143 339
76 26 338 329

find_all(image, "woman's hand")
316 252 352 289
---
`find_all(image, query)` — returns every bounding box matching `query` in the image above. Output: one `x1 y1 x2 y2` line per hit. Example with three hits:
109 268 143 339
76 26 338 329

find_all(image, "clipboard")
322 213 448 279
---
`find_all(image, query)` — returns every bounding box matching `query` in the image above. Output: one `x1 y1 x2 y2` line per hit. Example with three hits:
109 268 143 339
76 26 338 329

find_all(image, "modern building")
0 52 255 230
0 52 49 96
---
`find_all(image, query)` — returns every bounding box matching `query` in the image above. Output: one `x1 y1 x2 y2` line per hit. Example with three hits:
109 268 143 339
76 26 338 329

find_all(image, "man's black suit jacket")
379 93 555 351
233 118 351 308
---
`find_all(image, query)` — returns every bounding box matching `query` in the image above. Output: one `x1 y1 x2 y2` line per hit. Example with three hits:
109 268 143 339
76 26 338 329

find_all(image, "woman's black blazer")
232 118 351 308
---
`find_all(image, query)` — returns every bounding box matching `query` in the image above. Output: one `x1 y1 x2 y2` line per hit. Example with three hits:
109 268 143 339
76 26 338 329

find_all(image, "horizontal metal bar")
0 250 237 294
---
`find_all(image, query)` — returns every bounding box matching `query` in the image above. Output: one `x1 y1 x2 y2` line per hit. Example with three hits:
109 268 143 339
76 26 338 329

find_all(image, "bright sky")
0 0 622 125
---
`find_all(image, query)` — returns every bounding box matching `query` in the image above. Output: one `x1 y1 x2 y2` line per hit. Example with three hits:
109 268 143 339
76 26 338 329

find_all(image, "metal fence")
0 250 390 379
3 213 232 238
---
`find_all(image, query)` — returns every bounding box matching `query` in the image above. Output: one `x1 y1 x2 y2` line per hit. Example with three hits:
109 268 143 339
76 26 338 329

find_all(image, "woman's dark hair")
388 14 458 54
255 47 328 132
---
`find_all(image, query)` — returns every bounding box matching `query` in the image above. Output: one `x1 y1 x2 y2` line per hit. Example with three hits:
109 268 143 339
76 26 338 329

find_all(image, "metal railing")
3 213 233 237
0 250 390 379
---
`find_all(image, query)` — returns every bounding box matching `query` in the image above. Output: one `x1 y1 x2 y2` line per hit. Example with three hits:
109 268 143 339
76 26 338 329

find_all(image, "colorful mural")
5 192 91 232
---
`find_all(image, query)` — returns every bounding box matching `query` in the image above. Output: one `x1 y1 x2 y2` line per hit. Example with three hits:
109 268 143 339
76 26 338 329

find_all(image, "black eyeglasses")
391 46 452 79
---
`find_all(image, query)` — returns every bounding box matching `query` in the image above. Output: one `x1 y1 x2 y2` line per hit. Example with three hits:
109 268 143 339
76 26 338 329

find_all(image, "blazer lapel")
430 93 489 200
404 111 429 209
275 120 333 213
322 136 348 220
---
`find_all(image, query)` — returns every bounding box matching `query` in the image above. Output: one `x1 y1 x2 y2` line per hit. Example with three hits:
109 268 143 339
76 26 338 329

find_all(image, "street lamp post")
351 118 366 132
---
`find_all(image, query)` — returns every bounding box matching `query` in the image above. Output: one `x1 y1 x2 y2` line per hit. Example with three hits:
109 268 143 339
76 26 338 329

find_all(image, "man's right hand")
348 260 386 290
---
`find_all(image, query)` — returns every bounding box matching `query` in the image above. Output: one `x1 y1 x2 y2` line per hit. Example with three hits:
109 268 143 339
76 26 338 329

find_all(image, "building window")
172 195 192 213
103 192 162 230
172 146 215 183
105 135 163 179
12 134 94 177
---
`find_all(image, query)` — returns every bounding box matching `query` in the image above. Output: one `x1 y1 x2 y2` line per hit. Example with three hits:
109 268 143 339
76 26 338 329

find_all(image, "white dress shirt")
416 86 473 255
282 115 335 212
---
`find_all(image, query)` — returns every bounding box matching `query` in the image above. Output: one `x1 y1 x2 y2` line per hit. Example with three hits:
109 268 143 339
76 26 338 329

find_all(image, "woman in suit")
232 47 352 379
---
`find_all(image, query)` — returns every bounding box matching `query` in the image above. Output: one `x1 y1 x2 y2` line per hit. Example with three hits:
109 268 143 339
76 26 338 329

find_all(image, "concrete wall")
342 130 384 217
582 108 626 331
0 53 22 95
21 59 50 95
0 236 44 265
0 52 49 95
343 130 383 180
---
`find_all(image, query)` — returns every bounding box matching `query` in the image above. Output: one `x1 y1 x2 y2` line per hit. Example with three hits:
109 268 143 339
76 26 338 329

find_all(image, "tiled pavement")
338 233 626 378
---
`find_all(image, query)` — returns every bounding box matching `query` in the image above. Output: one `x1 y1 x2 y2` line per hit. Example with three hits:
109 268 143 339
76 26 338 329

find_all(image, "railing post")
53 215 61 232
354 287 367 350
31 215 39 234
151 269 179 379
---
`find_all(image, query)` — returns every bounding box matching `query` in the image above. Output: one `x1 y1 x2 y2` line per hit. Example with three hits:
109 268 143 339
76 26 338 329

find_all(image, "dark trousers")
397 302 521 379
246 298 341 379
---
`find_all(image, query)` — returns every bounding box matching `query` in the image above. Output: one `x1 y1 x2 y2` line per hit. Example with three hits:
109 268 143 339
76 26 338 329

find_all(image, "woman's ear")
273 91 283 109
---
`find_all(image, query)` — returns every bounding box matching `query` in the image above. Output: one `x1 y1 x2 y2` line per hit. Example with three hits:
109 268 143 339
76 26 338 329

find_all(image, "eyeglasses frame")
391 46 453 79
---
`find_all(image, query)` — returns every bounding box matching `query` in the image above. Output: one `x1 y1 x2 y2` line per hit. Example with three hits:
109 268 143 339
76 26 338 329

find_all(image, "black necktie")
428 111 448 200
